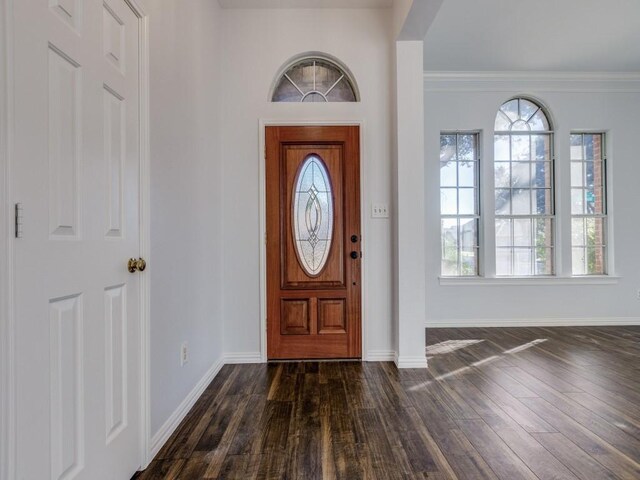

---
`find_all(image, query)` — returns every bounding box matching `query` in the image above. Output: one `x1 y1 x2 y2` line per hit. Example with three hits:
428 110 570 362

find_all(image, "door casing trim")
258 120 368 363
0 0 152 475
1 1 15 478
124 0 152 469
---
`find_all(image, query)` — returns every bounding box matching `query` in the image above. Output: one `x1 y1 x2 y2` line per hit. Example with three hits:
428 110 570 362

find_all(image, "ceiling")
423 0 640 72
218 0 393 8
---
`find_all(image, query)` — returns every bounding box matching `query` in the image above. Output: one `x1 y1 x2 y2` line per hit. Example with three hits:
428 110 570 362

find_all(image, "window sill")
438 275 620 286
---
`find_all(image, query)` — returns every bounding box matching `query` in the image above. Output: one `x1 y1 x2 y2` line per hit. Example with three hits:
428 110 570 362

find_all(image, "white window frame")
439 131 482 277
494 98 555 277
570 132 608 276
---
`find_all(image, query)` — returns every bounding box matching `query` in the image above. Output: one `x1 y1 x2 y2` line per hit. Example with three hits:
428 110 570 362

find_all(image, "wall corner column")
394 40 427 369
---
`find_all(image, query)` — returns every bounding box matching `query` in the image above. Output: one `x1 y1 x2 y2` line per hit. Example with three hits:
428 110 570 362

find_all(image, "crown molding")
424 71 640 81
423 71 640 93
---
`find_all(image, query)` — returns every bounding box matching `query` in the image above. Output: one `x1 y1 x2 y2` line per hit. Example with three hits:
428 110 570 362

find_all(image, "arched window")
494 98 554 276
271 55 359 103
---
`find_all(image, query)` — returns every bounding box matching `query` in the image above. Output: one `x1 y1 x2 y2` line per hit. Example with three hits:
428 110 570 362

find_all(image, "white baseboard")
224 352 262 364
366 350 396 362
149 357 224 460
394 354 428 369
426 317 640 328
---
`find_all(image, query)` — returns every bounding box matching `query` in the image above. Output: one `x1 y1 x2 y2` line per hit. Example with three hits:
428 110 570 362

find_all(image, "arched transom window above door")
271 54 359 103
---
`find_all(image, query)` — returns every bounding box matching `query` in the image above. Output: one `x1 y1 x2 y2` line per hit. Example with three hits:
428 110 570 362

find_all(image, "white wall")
220 8 395 359
145 0 224 437
424 74 640 326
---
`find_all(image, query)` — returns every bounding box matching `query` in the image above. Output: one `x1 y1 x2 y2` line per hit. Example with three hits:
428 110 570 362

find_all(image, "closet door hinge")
15 203 23 238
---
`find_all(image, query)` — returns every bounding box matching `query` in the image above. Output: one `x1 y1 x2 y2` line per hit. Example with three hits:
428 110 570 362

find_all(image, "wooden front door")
266 126 361 359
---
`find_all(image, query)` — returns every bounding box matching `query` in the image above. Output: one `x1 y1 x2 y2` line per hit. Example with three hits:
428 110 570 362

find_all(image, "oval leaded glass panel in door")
292 156 334 277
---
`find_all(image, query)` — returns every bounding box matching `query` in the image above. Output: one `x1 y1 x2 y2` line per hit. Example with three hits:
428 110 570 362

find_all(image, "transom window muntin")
570 133 607 275
440 132 480 277
495 98 551 132
494 98 555 276
272 56 358 103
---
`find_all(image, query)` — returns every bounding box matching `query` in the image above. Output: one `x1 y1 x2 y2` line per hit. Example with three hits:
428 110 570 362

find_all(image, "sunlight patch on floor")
411 338 549 392
426 339 484 359
502 338 547 354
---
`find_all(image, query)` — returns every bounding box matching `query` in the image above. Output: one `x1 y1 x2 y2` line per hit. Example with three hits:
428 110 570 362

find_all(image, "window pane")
535 248 553 275
440 135 457 161
272 77 304 102
534 218 553 248
494 135 510 160
495 162 510 188
460 248 478 276
458 188 476 215
460 219 478 249
441 219 458 276
585 247 605 275
440 188 457 215
501 99 519 122
571 218 585 245
496 248 512 276
512 189 532 215
495 189 511 215
532 162 552 188
528 110 549 130
519 99 538 120
511 135 530 160
513 219 531 247
572 248 586 275
495 112 511 131
531 135 551 160
514 248 532 275
571 162 583 186
583 134 598 160
532 189 552 215
585 217 605 246
571 188 584 215
440 161 457 187
511 162 531 187
495 219 511 248
458 161 476 187
585 186 604 214
458 135 475 161
511 120 530 131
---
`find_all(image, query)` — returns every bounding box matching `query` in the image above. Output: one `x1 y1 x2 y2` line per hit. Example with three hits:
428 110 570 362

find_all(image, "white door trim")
123 0 152 470
0 0 152 476
258 120 369 363
0 0 15 478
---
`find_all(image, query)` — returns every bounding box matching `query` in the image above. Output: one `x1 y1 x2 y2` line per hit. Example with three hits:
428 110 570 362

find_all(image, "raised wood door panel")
266 126 361 359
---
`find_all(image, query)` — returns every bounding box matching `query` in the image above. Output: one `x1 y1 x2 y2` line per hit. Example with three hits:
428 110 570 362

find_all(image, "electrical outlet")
371 203 389 219
180 341 189 366
636 289 640 300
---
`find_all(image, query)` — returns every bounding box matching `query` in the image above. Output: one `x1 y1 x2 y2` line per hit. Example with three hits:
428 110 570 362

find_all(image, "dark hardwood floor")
134 326 640 479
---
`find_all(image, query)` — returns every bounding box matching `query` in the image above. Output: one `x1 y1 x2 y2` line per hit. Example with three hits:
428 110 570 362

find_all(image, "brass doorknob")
128 257 147 273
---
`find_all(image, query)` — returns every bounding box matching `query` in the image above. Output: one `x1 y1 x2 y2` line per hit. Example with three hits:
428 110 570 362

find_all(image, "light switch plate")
371 203 389 218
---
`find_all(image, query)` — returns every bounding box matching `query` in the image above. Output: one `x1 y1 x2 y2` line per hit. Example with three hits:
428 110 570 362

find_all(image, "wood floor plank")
136 326 640 480
520 396 640 479
531 432 617 480
456 418 537 480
